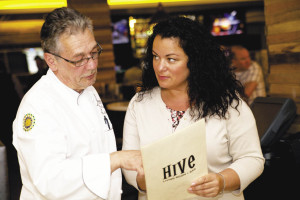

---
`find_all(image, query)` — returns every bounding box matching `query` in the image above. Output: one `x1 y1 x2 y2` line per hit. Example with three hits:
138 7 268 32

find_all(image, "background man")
231 45 266 105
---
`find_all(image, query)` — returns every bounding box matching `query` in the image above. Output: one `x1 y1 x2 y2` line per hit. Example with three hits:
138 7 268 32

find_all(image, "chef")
13 7 143 200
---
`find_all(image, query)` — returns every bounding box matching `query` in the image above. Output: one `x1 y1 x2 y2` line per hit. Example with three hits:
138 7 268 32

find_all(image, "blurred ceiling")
0 0 67 14
0 0 264 20
108 0 264 16
108 0 263 9
0 0 67 21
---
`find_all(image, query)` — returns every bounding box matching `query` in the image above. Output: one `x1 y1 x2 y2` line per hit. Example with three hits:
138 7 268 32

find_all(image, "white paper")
141 119 209 200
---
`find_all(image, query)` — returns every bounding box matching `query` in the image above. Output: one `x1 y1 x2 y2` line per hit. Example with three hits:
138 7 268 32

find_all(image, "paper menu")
141 119 208 200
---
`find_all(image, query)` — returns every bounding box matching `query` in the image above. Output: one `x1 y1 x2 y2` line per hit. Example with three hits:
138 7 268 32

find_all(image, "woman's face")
152 35 189 91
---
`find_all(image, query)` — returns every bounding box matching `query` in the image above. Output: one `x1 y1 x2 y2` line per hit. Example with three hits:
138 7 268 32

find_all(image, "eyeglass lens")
75 44 102 67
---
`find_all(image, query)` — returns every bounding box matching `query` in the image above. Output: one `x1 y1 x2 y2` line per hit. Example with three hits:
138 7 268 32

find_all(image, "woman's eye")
153 55 159 60
169 58 175 62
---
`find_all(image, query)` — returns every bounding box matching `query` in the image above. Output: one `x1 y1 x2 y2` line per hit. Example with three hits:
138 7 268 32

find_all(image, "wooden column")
68 0 116 94
264 0 300 132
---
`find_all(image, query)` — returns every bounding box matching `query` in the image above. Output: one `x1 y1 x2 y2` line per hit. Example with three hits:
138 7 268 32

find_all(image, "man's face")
50 29 98 93
232 49 251 71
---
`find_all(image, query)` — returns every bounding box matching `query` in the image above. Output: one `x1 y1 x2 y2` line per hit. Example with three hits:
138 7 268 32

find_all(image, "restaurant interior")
1 0 300 199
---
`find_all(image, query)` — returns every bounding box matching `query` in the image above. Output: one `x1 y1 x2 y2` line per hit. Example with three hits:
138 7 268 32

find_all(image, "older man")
13 7 143 200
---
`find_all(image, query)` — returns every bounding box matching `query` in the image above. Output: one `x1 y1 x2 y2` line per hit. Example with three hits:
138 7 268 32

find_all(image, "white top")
122 87 264 200
13 69 122 200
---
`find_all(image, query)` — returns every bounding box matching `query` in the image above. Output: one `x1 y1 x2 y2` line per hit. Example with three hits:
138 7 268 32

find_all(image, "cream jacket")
122 87 264 200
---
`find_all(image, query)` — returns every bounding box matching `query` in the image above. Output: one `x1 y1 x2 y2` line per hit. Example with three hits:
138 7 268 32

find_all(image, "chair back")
250 97 297 151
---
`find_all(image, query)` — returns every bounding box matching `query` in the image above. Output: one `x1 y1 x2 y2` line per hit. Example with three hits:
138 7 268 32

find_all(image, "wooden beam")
268 52 300 65
267 31 300 45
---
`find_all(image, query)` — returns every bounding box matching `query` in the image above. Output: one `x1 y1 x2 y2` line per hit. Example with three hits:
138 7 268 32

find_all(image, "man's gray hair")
41 7 93 54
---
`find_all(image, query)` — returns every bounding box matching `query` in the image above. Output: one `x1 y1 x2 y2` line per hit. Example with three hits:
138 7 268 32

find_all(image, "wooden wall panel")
268 42 300 54
0 19 43 46
268 71 300 84
267 20 300 35
269 52 300 65
0 32 41 46
267 31 300 45
264 0 300 17
265 9 300 25
264 0 300 132
270 63 300 71
93 29 114 44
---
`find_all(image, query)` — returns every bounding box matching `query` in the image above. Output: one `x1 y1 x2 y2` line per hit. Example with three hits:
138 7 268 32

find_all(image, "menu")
141 119 209 200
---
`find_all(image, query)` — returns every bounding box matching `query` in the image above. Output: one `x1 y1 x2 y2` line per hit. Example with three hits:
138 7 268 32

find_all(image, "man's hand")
244 81 257 98
110 150 144 175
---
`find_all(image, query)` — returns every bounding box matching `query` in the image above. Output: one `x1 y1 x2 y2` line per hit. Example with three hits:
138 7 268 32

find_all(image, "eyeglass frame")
46 43 103 67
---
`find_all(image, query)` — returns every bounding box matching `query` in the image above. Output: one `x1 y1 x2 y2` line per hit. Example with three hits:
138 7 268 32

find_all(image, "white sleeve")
122 97 142 191
226 100 265 194
13 101 112 200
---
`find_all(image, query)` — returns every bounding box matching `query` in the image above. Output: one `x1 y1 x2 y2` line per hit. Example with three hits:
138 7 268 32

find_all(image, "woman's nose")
157 60 167 71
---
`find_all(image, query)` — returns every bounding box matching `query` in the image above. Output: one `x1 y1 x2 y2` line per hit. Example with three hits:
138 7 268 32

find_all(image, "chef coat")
13 69 122 200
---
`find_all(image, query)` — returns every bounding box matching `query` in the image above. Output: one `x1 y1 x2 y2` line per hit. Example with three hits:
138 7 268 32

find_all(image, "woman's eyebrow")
166 53 178 57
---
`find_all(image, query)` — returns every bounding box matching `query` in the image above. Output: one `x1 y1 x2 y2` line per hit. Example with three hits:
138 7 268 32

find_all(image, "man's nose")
86 57 97 69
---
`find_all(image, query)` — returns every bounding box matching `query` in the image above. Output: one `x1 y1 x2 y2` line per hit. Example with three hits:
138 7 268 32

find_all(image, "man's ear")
44 53 58 72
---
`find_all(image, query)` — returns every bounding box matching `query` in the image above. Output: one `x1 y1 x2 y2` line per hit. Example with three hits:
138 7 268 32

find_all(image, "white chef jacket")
13 69 122 200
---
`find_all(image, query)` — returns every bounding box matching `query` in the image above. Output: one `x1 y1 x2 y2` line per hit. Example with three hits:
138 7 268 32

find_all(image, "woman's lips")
158 75 168 80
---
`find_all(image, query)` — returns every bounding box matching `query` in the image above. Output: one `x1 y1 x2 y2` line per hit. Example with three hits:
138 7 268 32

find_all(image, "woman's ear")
44 53 58 72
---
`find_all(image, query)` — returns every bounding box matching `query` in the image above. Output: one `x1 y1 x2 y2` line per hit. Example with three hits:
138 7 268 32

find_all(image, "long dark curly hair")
138 16 245 120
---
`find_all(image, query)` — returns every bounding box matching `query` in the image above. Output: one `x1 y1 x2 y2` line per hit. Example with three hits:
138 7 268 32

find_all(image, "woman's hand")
187 173 224 197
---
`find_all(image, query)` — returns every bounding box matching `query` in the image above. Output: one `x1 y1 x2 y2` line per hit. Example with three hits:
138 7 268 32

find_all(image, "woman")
122 16 264 200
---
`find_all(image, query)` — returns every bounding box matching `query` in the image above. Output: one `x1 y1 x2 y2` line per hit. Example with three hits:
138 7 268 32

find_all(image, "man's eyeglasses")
48 43 103 67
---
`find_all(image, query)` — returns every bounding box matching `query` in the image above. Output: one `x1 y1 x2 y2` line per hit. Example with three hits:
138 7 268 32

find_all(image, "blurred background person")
122 58 142 100
123 58 142 86
34 55 48 76
230 45 266 105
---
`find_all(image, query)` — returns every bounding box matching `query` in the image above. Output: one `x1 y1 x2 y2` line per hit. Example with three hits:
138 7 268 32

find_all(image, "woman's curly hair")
138 16 245 120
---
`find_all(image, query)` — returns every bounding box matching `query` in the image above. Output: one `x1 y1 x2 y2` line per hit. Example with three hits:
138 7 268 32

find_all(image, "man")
13 7 143 200
231 45 266 105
